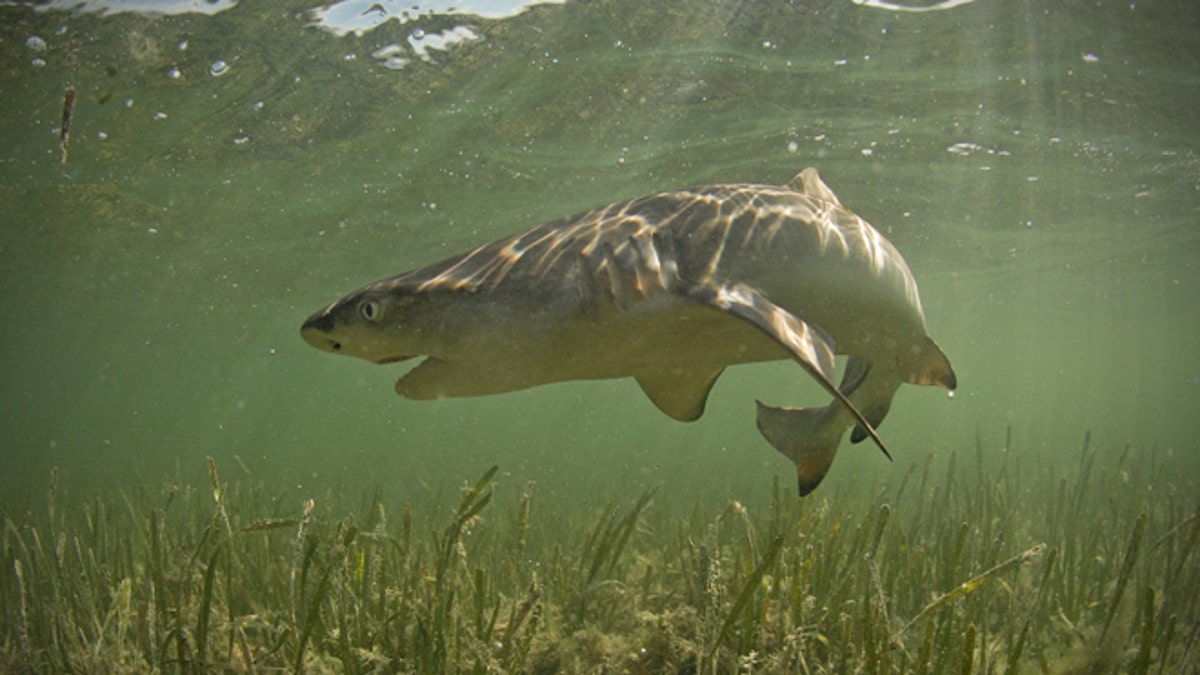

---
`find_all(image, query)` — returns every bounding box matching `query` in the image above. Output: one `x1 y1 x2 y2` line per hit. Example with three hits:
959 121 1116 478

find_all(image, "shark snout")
300 310 416 364
302 312 335 333
301 313 342 352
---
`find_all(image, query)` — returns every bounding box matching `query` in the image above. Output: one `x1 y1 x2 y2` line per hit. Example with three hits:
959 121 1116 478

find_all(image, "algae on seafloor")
2 431 1198 672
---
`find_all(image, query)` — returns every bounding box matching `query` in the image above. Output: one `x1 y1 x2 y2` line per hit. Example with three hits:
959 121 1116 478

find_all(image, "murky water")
2 0 1197 509
3 2 1199 670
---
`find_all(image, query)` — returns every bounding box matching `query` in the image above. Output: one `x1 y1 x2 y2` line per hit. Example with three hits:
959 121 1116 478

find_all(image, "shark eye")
359 300 382 322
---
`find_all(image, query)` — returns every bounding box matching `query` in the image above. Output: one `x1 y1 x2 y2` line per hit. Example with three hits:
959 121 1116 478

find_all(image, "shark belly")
394 291 788 405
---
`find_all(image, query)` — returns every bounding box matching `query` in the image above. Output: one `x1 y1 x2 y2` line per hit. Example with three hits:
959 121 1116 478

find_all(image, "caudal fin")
755 401 848 496
906 336 957 390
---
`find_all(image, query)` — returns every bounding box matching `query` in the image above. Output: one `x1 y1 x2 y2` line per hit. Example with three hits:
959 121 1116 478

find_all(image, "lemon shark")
301 168 956 495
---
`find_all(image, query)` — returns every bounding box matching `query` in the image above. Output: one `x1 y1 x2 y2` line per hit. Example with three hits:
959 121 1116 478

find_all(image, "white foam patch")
852 0 978 12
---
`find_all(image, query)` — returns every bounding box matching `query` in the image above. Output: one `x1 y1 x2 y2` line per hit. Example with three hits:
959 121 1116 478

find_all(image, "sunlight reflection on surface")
34 0 237 16
309 0 565 37
853 0 977 11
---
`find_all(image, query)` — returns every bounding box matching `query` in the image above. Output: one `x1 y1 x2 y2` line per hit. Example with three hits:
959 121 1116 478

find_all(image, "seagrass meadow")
3 0 1200 673
3 429 1197 673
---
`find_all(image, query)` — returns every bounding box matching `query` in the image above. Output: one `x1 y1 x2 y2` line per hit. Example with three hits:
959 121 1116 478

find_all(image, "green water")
1 1 1198 669
3 0 1196 502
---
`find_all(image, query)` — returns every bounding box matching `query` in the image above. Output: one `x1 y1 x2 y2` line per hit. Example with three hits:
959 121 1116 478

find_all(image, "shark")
301 168 956 495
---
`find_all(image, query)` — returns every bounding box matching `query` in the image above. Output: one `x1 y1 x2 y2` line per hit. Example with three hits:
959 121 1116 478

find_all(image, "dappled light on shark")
302 168 956 495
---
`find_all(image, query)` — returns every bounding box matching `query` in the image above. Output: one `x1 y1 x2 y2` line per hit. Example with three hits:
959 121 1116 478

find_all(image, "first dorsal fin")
787 167 843 206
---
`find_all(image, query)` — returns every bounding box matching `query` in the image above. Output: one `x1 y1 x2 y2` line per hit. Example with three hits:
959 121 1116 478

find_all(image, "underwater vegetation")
2 431 1198 673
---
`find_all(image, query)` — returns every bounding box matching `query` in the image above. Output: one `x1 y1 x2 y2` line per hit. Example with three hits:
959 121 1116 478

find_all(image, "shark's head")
301 285 432 365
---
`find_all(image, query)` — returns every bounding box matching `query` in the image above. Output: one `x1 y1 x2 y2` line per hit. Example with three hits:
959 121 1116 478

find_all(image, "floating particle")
59 86 75 172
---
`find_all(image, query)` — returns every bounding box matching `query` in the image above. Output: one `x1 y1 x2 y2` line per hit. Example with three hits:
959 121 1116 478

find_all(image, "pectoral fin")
686 282 892 461
636 368 724 422
687 283 836 382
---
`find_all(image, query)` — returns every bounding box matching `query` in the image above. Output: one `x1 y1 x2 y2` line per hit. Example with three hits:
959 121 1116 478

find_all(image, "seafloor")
3 431 1196 673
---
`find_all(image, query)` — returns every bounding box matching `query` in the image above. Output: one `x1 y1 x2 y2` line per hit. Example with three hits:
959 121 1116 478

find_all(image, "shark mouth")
376 355 416 365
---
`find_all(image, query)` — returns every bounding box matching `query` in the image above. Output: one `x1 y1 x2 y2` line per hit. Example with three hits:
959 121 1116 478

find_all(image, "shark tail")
755 400 848 496
907 336 957 390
